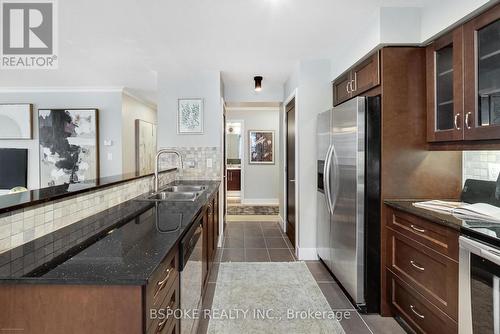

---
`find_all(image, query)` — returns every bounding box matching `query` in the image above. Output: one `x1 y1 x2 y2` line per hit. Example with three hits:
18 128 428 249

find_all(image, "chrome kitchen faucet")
154 149 184 192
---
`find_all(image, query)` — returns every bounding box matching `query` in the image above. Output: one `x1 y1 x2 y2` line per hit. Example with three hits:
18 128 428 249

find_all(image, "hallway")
197 221 405 334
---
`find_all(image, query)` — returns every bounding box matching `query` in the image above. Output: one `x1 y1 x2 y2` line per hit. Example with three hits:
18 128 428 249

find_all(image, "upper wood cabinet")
333 52 380 106
426 28 464 142
464 3 500 141
427 3 500 143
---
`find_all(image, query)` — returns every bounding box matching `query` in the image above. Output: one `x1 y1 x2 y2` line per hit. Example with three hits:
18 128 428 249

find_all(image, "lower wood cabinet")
387 272 457 334
385 207 459 334
203 191 219 287
227 169 241 191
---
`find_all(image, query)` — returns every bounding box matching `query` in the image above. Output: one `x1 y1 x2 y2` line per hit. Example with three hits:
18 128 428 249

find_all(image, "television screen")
0 148 28 190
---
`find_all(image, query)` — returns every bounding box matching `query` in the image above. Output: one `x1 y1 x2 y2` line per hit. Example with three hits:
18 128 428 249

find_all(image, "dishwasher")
180 215 203 334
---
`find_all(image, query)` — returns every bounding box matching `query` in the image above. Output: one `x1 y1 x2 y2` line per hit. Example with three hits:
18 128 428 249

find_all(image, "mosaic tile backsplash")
463 151 500 182
0 172 176 254
160 146 222 180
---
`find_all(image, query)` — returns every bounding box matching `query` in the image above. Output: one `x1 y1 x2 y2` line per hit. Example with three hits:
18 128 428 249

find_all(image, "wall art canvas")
249 130 275 164
0 104 32 139
38 109 99 187
135 120 157 176
178 98 203 134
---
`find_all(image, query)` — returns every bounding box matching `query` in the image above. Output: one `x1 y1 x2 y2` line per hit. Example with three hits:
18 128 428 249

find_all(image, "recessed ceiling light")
254 76 263 92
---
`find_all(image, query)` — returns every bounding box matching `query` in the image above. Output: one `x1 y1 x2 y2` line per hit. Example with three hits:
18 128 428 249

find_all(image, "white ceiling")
0 0 427 103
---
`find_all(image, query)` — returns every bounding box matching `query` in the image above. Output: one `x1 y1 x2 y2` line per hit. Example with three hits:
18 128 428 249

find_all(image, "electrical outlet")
107 153 113 161
488 163 500 180
206 158 213 168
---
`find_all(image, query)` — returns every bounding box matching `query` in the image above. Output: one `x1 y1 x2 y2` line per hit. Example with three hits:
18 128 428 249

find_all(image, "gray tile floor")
197 221 406 334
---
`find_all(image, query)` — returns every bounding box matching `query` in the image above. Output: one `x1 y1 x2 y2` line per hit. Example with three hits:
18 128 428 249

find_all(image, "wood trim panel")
0 285 143 334
386 228 458 320
426 28 465 142
463 3 500 140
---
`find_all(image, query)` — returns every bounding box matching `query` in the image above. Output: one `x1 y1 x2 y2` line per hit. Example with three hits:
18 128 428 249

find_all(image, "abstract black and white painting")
38 109 98 187
249 130 274 164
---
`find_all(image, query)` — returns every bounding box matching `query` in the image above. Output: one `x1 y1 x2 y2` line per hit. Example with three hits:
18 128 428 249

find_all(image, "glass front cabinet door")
464 4 500 140
427 28 464 142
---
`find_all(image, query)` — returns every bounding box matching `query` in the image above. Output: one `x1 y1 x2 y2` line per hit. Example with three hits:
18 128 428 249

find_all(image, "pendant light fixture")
254 76 263 92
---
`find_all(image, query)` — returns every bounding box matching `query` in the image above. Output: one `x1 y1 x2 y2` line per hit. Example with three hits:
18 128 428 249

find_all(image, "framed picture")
177 98 203 134
249 130 275 164
38 109 99 187
0 104 32 139
135 119 157 176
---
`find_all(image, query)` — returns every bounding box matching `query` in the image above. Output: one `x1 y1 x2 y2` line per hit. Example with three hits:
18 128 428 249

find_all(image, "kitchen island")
0 180 220 334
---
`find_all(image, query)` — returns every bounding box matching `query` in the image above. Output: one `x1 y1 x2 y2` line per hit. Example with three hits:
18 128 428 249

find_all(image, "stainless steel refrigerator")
317 96 381 313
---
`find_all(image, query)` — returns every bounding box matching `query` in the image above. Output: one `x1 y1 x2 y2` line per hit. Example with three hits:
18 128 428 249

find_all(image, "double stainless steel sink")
139 185 207 202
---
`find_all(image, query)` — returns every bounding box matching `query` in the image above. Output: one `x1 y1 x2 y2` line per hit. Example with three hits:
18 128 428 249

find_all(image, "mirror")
226 121 242 166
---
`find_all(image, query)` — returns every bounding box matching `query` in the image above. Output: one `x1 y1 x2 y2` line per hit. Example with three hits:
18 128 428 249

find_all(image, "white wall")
284 59 332 259
0 90 124 189
157 71 223 148
227 108 280 203
330 1 497 80
420 0 495 42
224 81 284 103
121 93 157 174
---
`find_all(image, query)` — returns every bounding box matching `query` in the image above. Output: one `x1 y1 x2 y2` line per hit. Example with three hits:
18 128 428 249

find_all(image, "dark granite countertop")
0 169 177 215
385 199 500 248
0 180 220 285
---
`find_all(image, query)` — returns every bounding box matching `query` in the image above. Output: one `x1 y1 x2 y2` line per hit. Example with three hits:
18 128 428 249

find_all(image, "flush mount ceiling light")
254 76 263 92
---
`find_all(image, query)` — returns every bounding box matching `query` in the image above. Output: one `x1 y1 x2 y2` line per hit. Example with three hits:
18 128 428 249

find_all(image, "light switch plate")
104 140 113 146
107 153 113 161
206 158 213 168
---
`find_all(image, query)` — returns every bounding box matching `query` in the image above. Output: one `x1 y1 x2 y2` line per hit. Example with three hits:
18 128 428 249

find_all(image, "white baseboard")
278 215 285 231
296 247 318 261
227 191 240 197
241 198 279 205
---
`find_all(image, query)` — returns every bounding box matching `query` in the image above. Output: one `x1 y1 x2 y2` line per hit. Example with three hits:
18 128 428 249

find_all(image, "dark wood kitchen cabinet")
385 207 459 334
202 191 219 288
426 3 500 146
426 28 464 142
0 248 180 334
463 3 500 141
333 52 380 106
227 169 241 191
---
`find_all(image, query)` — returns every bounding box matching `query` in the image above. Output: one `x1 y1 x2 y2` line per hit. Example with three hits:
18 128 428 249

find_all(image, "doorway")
285 98 296 248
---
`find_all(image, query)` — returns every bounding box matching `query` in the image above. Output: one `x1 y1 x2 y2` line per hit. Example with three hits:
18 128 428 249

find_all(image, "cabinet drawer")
388 271 457 334
387 209 459 260
386 228 458 319
147 275 179 334
146 250 179 328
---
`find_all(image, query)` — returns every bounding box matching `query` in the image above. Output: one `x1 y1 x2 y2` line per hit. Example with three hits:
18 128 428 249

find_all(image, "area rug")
207 262 345 334
226 205 279 215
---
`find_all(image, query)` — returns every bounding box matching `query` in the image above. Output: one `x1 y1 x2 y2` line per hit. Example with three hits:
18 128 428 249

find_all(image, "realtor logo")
1 0 58 69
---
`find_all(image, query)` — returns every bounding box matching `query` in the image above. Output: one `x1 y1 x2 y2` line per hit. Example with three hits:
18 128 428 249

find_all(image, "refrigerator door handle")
324 145 334 214
330 144 340 213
